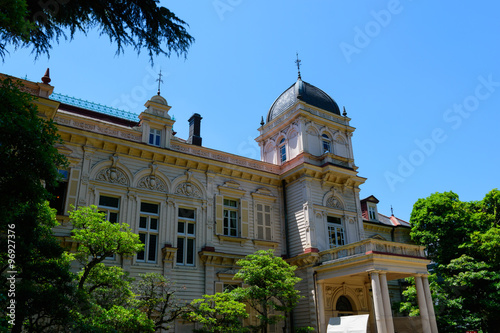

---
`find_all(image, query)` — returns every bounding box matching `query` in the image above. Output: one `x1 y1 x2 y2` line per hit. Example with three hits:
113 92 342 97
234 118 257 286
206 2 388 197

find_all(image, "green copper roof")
50 93 140 122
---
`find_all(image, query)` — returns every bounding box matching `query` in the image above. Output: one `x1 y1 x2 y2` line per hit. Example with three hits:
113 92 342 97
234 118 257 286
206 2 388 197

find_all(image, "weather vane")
156 70 164 95
295 52 302 79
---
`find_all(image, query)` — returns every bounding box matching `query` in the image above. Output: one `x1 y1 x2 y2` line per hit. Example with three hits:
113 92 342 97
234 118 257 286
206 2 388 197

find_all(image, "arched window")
278 138 286 163
322 133 331 153
336 296 353 312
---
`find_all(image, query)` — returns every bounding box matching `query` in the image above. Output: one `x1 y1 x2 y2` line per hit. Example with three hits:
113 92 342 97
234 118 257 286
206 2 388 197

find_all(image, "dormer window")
279 138 286 163
368 205 377 220
322 133 331 154
149 128 161 146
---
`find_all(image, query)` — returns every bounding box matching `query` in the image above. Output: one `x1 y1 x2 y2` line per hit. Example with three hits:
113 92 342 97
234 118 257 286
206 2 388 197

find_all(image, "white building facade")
10 71 437 332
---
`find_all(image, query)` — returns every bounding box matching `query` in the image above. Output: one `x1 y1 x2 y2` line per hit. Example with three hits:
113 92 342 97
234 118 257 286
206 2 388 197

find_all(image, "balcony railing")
319 238 427 263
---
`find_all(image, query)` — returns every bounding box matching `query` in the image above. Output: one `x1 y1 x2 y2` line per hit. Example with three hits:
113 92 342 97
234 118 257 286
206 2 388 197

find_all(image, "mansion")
6 70 437 333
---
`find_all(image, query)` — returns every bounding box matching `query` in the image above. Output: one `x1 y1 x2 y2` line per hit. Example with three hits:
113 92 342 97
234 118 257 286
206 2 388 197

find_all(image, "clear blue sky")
3 1 499 221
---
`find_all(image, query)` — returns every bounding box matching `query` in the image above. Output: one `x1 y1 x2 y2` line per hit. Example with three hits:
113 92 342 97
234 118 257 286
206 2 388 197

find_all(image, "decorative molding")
326 195 344 210
218 181 246 197
138 175 167 192
54 114 142 142
175 182 202 198
252 240 279 249
170 142 280 174
217 235 247 246
95 167 129 186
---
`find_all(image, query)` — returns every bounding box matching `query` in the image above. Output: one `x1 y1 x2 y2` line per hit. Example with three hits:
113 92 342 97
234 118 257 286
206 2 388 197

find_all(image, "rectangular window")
99 195 120 260
48 170 69 215
99 195 120 223
368 206 377 220
137 202 159 263
256 203 272 241
149 128 161 146
223 199 238 237
327 216 345 248
177 208 196 266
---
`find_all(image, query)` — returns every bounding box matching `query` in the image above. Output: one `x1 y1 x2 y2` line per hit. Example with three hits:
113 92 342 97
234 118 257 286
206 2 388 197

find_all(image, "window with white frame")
327 216 345 248
137 202 159 263
149 128 161 146
256 203 272 241
322 133 331 154
223 199 239 237
98 195 120 259
176 208 196 266
278 138 286 163
368 205 377 221
99 195 120 223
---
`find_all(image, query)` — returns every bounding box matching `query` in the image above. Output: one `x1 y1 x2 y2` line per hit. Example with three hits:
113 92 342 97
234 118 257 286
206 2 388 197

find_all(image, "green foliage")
73 304 154 333
80 264 134 309
403 189 500 332
69 205 143 289
185 292 248 333
234 249 302 333
133 273 186 331
68 205 158 332
0 0 194 62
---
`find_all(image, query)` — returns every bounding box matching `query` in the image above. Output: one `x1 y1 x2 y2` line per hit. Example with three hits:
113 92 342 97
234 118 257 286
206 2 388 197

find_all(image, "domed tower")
256 76 355 169
256 64 366 259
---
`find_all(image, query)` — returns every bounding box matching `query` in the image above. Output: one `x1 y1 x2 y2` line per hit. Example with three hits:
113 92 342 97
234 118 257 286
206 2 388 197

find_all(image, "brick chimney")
188 113 202 146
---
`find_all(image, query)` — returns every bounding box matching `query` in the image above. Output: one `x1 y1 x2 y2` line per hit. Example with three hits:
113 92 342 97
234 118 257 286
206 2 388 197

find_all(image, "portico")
310 239 438 333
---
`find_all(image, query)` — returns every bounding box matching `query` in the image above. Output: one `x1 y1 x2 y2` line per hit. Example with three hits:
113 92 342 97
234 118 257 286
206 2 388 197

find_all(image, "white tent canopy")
327 315 369 333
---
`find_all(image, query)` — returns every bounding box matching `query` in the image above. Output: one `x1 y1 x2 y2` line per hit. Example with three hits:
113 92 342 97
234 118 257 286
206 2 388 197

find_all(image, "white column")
415 275 432 333
422 275 439 333
371 272 387 333
379 273 395 333
316 280 325 333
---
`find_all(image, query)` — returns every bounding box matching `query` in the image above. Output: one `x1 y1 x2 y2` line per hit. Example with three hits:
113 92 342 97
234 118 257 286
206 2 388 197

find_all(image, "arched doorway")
336 295 355 317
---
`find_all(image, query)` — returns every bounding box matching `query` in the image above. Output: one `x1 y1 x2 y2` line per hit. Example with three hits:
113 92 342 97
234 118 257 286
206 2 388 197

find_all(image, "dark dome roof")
267 78 341 122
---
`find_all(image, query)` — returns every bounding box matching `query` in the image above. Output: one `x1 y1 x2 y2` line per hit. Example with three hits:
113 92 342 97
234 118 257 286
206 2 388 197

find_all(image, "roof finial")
156 69 164 95
41 68 51 84
260 116 264 126
391 205 394 216
342 106 347 117
295 52 302 80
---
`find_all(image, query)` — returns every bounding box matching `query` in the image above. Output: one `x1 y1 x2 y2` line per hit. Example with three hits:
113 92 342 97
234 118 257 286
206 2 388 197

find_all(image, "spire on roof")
41 68 51 84
295 52 302 80
260 116 264 126
391 205 394 216
156 69 164 95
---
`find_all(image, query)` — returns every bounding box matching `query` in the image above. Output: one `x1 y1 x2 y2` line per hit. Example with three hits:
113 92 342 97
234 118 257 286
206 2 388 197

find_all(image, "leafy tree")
134 272 186 331
0 77 72 332
233 249 302 333
80 264 134 309
0 202 77 333
69 205 143 290
68 205 154 332
401 189 500 332
72 304 155 333
0 0 194 62
184 292 248 333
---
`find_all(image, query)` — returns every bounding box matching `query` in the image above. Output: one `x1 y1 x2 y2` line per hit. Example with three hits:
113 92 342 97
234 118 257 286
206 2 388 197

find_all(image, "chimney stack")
188 113 202 146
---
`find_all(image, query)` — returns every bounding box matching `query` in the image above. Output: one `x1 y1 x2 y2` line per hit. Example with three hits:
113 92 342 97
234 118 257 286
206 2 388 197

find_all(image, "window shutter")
215 282 224 294
265 205 272 240
256 204 264 239
215 195 223 235
241 199 249 238
66 168 81 212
